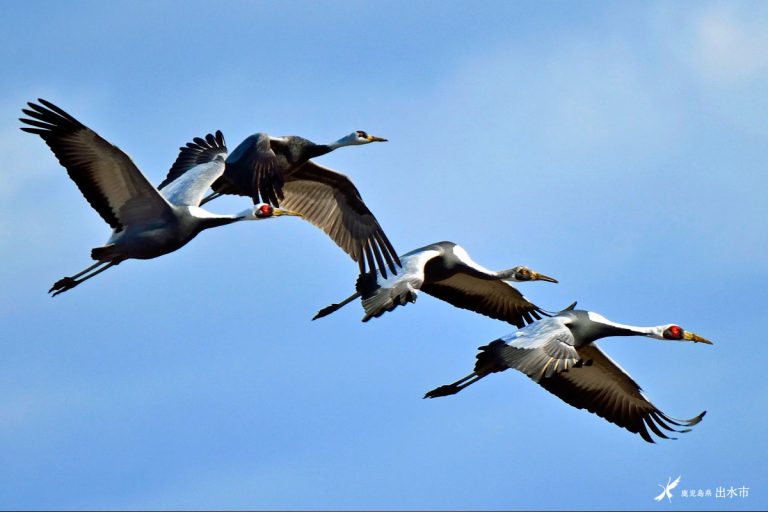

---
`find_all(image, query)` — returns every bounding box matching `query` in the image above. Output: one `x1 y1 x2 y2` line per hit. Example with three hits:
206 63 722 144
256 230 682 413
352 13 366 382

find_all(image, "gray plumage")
201 130 400 277
425 309 712 443
20 99 298 296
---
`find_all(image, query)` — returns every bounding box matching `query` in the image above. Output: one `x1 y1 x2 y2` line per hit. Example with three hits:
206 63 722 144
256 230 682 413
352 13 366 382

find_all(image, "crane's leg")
424 341 509 398
312 292 362 320
423 371 489 399
49 260 120 297
65 260 105 281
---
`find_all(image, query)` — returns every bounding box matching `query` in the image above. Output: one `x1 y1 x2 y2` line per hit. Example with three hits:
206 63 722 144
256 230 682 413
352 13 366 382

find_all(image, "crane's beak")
683 331 713 344
531 271 558 283
273 208 303 218
367 134 388 142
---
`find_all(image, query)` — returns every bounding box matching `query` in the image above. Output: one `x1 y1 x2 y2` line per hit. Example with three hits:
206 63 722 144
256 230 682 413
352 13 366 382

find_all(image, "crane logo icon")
654 476 681 502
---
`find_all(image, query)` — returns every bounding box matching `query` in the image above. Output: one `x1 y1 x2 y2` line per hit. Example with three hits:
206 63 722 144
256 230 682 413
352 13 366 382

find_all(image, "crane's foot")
49 276 79 296
423 384 460 399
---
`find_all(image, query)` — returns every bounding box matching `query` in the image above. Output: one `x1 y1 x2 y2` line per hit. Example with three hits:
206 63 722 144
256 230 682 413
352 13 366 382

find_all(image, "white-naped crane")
20 99 300 296
313 241 560 328
199 130 400 277
424 308 713 443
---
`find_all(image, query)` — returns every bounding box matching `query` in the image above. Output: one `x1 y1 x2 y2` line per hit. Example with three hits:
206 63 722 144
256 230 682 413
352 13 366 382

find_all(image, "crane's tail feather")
361 288 417 322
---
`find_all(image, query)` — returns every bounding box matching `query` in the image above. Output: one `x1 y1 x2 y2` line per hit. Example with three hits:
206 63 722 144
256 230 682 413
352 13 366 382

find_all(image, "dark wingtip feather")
650 411 684 434
373 232 397 277
370 241 387 280
35 98 80 124
691 410 706 424
19 118 52 130
159 130 228 189
380 231 402 267
644 417 675 440
658 410 706 427
362 243 380 279
637 422 655 443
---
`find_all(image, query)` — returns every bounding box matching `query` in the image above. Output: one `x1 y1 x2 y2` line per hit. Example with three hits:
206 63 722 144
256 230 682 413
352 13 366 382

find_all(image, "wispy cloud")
688 3 768 86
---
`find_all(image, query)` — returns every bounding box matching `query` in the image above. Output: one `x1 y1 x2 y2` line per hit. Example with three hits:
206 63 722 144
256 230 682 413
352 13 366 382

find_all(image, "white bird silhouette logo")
654 475 681 502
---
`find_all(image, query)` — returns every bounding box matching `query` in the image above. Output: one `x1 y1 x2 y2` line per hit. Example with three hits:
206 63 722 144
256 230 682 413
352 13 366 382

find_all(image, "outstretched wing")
421 268 545 328
211 132 284 206
20 99 171 232
278 161 401 277
498 317 582 376
500 330 706 442
159 131 228 206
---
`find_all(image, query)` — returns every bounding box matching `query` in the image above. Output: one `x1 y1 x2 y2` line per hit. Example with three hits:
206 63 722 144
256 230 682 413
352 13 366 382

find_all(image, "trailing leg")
49 260 121 297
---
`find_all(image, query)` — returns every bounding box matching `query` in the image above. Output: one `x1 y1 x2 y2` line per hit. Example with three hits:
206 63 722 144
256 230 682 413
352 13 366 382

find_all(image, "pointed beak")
531 271 558 284
273 208 303 218
367 135 387 142
683 331 713 345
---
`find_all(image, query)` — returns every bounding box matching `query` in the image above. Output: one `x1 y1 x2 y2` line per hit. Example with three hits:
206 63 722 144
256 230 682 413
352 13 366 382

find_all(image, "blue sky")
1 1 767 510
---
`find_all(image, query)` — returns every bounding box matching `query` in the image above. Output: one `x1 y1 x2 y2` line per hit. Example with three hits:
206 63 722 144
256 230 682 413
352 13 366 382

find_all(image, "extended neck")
197 214 241 230
188 206 247 231
495 268 523 281
324 133 365 152
309 133 371 158
583 312 659 340
304 144 334 159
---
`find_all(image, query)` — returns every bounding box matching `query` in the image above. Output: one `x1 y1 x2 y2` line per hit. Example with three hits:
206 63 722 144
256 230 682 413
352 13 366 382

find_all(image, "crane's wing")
668 476 681 490
20 99 172 232
158 131 227 206
499 332 706 442
423 318 578 399
211 132 284 206
356 248 445 321
313 246 443 321
277 161 401 278
421 268 545 328
496 317 582 375
654 487 667 502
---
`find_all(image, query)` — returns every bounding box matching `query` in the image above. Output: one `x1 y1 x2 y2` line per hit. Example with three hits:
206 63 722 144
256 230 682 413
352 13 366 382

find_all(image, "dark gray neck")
304 144 332 160
275 137 332 164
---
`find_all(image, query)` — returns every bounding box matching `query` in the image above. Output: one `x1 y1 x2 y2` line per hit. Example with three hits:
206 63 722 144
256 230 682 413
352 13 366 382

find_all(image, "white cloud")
690 3 768 86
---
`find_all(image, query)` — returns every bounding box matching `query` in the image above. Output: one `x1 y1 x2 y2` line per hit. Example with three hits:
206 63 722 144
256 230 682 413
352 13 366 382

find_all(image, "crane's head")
335 130 388 147
243 203 303 220
502 266 559 283
657 324 713 344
